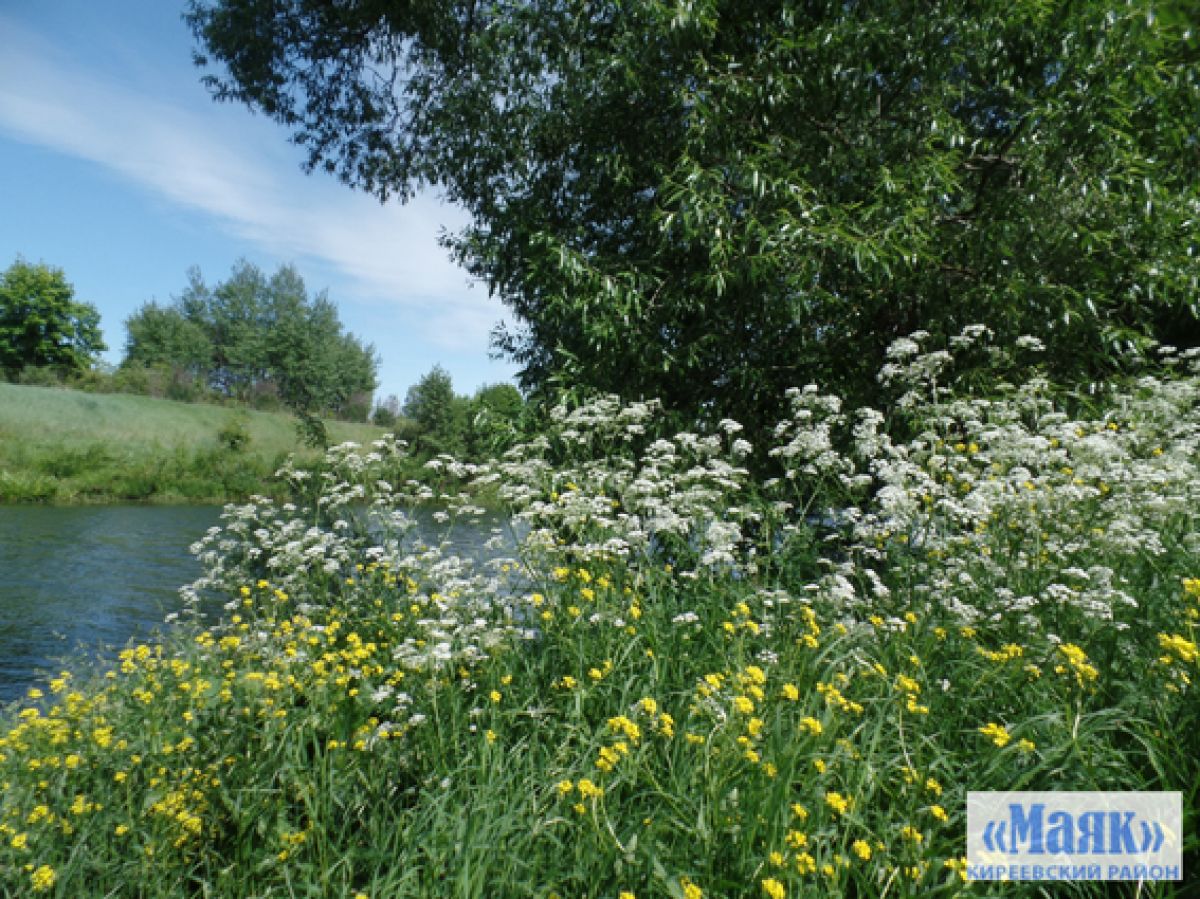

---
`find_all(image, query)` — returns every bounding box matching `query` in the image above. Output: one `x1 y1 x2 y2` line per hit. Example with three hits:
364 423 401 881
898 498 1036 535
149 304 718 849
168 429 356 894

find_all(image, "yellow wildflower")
944 857 968 882
761 877 786 899
608 715 641 742
1158 633 1198 664
595 745 621 772
825 791 851 816
979 722 1011 747
30 865 56 893
577 778 604 799
895 674 921 694
1056 643 1099 685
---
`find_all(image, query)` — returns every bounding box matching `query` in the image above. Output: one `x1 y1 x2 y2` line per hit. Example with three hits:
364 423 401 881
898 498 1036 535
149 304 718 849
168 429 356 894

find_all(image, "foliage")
371 393 401 428
0 259 106 380
188 0 1200 434
465 382 526 459
216 411 251 453
2 334 1197 895
403 364 469 455
123 304 211 374
122 261 378 426
401 367 528 459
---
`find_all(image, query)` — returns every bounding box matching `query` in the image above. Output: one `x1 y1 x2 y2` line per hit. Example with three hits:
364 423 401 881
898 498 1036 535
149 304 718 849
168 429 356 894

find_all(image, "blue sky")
0 0 517 403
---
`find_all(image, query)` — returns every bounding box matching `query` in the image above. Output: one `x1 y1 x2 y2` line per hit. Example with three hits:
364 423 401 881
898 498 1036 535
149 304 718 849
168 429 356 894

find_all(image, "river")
0 505 513 704
0 506 225 703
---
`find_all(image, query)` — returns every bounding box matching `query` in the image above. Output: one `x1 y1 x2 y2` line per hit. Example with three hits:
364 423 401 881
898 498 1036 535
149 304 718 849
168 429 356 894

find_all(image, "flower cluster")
1 331 1196 896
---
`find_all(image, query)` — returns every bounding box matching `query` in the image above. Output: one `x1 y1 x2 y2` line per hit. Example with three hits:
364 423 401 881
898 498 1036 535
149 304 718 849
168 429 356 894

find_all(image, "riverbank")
0 503 514 703
1 352 1198 895
0 383 383 504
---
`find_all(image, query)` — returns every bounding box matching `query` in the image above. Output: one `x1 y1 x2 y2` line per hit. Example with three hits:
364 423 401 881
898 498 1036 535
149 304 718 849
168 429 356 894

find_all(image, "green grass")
0 383 383 503
0 542 1195 897
2 339 1198 896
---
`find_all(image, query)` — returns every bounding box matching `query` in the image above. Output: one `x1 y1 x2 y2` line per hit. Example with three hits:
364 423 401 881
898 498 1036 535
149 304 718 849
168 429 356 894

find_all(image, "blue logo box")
967 791 1182 881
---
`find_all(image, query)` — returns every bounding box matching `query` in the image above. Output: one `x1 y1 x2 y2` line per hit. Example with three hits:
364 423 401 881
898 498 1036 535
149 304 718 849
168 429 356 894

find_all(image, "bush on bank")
1 328 1197 897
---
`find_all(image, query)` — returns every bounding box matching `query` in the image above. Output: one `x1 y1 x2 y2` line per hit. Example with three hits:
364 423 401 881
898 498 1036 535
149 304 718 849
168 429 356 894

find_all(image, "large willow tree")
189 0 1199 433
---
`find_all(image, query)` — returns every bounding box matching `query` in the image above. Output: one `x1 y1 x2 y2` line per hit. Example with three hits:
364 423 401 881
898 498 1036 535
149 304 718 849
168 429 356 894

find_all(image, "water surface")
0 505 516 704
0 506 222 703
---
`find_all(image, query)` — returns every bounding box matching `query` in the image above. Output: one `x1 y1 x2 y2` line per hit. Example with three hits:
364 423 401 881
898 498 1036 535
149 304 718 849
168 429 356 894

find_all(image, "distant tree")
123 303 212 374
404 365 468 455
120 260 378 436
0 259 106 380
327 332 378 421
204 260 271 399
465 382 525 458
265 287 379 445
372 393 401 428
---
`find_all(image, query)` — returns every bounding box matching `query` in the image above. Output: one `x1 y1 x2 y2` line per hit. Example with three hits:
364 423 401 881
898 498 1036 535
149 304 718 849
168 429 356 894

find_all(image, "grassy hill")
0 383 384 503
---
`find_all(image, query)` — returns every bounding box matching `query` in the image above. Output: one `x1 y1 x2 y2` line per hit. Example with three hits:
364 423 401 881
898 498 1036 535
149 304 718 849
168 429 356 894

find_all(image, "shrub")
16 366 65 388
216 413 251 453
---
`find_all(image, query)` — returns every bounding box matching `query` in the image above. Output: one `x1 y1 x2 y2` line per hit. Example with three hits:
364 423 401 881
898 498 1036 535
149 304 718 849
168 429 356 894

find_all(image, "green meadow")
0 383 383 503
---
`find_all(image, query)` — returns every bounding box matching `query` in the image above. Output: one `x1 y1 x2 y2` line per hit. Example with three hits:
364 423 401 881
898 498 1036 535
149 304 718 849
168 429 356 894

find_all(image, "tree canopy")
0 259 106 380
403 364 461 453
189 0 1200 433
399 366 526 458
124 260 378 425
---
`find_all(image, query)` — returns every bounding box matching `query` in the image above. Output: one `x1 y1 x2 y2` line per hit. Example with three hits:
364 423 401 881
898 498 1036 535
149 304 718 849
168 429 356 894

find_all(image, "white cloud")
0 13 501 353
